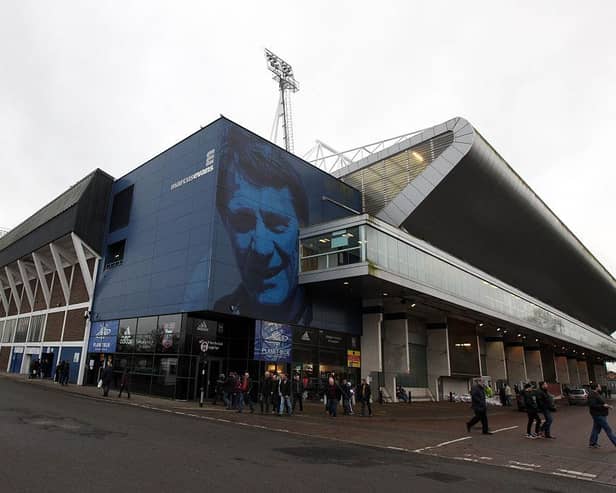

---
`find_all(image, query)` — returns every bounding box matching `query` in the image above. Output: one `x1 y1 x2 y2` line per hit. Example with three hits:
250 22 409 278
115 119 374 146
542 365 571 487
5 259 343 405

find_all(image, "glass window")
27 315 44 342
104 240 126 270
135 316 157 352
151 356 178 398
157 315 182 353
117 318 137 352
2 319 16 343
109 185 134 232
299 227 361 272
14 317 30 343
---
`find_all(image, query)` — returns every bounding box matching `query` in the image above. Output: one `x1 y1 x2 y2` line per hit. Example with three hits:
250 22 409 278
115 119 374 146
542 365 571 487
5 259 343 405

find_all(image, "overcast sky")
1 1 615 282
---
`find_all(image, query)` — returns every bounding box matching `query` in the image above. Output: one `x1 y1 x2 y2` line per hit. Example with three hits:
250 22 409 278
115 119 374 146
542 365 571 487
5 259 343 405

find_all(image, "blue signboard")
254 320 292 362
88 320 119 353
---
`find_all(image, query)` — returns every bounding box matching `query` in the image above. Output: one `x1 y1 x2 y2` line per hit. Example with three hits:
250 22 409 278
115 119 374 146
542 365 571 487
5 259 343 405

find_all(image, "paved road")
0 378 611 493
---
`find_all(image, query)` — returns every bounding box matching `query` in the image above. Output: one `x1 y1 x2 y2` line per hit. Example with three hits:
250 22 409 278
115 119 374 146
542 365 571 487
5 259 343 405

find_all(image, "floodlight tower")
265 48 299 153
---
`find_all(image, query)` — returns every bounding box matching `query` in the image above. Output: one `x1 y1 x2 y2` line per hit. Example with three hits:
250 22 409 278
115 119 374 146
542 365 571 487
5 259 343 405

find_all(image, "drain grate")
416 471 466 483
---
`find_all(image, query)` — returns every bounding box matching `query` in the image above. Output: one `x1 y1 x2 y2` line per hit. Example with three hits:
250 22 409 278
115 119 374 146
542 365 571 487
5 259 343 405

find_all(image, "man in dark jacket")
536 381 555 438
357 378 372 417
260 371 273 414
292 374 304 413
466 381 492 434
279 373 292 415
588 383 616 448
325 377 342 417
118 367 130 399
101 363 114 397
523 383 542 438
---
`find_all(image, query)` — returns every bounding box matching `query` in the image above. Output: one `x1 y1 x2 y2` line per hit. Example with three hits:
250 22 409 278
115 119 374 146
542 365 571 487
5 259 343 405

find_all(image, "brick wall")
63 309 86 341
44 311 65 342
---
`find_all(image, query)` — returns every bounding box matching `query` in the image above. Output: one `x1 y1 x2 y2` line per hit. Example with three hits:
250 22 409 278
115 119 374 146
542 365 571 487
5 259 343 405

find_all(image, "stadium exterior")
0 116 614 402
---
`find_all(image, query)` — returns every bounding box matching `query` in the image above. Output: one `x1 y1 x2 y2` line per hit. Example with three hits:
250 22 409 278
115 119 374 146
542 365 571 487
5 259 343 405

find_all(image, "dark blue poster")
88 320 119 353
253 320 292 362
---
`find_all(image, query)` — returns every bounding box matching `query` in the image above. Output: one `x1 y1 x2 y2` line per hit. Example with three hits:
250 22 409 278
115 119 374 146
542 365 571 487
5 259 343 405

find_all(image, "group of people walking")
212 371 373 418
215 371 306 415
466 380 616 449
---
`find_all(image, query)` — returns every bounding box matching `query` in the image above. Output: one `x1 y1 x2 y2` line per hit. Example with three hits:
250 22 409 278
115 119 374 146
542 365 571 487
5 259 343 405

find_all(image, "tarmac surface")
1 374 615 492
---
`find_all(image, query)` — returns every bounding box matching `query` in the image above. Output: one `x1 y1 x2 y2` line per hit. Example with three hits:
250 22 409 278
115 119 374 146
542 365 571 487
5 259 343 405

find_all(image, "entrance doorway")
204 358 223 401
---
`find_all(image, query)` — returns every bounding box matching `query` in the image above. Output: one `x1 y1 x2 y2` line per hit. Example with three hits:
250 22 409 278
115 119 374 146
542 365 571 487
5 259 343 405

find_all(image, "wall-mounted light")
411 303 416 308
343 281 349 285
411 151 424 162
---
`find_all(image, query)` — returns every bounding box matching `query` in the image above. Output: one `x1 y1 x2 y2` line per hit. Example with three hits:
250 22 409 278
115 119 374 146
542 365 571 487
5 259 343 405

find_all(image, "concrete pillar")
577 360 590 385
554 355 570 384
540 347 557 383
485 339 507 381
427 327 450 401
505 345 527 386
383 318 409 402
360 312 383 380
525 349 544 384
567 358 581 387
593 363 608 385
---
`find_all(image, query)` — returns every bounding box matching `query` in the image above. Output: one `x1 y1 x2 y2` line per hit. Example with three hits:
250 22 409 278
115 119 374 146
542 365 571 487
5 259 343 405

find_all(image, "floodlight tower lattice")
265 49 299 153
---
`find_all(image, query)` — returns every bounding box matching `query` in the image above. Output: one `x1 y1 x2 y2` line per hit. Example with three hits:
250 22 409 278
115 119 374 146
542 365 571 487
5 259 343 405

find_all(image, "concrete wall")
525 350 544 383
427 328 450 401
554 356 570 384
485 340 507 381
567 358 581 387
505 345 527 386
361 313 382 380
383 318 409 401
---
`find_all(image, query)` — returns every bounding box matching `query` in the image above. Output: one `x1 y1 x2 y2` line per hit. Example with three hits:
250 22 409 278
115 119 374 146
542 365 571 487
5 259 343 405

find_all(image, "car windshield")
570 389 585 394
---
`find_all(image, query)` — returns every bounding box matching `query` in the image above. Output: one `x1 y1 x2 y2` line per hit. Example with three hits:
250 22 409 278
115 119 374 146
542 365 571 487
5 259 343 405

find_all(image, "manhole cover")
417 471 466 483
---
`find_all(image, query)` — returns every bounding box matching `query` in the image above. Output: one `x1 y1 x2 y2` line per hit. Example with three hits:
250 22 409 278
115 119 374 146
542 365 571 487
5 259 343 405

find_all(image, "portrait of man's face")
223 170 299 305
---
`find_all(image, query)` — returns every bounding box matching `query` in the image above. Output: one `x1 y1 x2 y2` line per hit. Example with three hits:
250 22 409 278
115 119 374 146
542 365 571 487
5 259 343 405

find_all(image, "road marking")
387 446 410 452
508 465 535 471
413 436 471 453
552 472 593 481
509 460 541 468
454 457 478 462
557 469 596 478
492 426 518 433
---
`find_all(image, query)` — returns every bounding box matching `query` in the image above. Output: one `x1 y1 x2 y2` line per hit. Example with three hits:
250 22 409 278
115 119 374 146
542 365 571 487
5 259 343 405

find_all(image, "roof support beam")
0 278 9 313
71 233 94 298
32 252 51 308
49 243 70 305
17 260 35 309
4 267 21 311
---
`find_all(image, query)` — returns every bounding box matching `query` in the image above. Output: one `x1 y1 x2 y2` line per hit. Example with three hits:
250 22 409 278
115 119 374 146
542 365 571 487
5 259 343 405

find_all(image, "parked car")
567 388 589 405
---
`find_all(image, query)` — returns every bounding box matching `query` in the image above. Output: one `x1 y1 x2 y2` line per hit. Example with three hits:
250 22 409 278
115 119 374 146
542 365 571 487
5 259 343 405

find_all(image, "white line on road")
492 426 519 433
509 460 541 468
552 472 592 481
508 465 536 471
557 469 596 478
413 436 471 453
387 446 410 452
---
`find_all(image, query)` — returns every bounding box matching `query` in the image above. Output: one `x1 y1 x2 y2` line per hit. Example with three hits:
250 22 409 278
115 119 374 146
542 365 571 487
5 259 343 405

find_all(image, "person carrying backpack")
523 383 542 439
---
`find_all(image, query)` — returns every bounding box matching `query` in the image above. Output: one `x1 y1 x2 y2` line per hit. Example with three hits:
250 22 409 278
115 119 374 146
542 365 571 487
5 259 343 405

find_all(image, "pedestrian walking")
523 383 542 439
499 386 507 406
271 373 281 414
588 383 616 448
118 367 131 399
238 372 254 413
292 374 304 413
223 373 235 409
536 381 555 439
279 373 292 415
260 371 273 414
60 361 70 385
342 379 354 414
357 378 372 417
101 363 113 397
325 377 342 417
466 381 492 434
505 384 513 407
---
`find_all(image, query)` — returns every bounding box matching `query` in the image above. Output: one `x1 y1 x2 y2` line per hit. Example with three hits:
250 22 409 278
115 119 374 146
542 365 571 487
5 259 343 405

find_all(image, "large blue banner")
253 320 292 362
88 320 119 353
